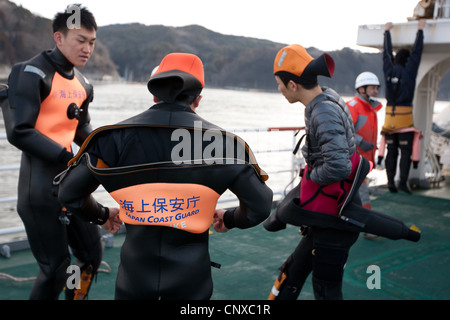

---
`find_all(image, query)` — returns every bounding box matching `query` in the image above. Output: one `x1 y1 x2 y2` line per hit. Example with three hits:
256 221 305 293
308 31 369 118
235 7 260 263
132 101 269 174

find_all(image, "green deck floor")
1 186 449 300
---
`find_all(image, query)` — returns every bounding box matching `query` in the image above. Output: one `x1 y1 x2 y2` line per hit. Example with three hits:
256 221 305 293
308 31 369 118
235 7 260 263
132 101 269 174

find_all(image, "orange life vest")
110 182 220 234
346 96 382 164
35 73 87 151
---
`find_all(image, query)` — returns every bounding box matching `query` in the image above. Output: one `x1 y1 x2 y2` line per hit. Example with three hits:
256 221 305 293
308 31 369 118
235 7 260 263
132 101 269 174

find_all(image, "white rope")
0 273 36 282
0 261 112 282
97 261 111 274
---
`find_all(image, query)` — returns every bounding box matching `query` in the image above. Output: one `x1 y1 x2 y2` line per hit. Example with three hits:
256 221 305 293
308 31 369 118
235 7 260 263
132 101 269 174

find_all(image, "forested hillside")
98 23 386 95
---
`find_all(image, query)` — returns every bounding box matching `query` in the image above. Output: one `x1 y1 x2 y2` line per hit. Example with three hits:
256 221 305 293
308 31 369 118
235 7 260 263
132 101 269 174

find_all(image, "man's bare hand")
213 209 229 233
102 207 122 234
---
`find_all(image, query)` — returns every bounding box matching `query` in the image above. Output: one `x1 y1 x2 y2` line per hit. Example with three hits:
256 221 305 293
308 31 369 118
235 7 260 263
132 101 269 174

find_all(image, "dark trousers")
385 132 414 185
276 226 359 300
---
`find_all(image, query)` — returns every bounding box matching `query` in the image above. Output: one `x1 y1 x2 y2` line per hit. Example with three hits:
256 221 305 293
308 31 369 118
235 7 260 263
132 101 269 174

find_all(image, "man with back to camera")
56 52 273 299
379 19 426 194
3 5 118 299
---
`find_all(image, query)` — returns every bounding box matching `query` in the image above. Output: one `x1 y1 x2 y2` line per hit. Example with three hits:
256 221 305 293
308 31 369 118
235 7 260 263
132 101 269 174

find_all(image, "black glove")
377 156 383 166
359 140 375 152
413 161 419 169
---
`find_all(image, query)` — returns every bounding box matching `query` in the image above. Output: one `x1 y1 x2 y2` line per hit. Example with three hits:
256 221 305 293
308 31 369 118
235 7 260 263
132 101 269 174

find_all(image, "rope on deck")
0 261 112 282
0 273 36 282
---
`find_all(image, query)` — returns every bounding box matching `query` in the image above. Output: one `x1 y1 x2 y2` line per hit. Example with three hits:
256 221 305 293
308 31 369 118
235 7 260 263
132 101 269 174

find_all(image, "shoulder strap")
293 131 307 155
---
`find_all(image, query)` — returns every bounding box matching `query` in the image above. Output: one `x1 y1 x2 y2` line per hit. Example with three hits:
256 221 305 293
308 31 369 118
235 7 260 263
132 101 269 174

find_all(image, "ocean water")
1 83 448 239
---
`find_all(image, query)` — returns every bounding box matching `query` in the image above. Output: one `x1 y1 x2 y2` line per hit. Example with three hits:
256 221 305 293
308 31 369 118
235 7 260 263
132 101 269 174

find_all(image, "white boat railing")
0 127 304 243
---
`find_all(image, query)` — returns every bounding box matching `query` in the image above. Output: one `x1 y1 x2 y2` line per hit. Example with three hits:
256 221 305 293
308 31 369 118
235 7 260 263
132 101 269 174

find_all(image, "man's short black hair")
278 75 318 90
395 49 410 66
52 4 97 34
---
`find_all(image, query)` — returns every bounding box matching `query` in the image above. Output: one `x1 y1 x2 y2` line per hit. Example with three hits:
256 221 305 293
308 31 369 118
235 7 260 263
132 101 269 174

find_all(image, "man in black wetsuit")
57 52 273 299
4 5 116 299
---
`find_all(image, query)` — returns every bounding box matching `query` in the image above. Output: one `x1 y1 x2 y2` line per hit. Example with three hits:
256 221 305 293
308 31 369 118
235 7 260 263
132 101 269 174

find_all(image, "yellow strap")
73 265 94 300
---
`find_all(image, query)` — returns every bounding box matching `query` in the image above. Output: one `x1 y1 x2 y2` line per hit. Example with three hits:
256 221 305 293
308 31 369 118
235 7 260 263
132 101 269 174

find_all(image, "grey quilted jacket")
301 87 356 186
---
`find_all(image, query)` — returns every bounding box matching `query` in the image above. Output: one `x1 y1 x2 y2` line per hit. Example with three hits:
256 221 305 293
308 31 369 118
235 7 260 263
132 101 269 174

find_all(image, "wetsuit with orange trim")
57 102 273 300
5 48 102 299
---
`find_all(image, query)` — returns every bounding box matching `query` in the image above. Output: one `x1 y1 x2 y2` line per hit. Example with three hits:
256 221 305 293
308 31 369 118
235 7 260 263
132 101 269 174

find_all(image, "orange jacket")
346 95 383 166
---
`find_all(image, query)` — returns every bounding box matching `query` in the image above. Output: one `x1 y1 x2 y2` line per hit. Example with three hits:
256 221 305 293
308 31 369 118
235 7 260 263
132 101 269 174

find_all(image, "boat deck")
0 183 449 300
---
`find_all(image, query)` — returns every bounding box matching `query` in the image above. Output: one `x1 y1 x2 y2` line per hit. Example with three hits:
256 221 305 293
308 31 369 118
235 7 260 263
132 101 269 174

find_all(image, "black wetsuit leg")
67 214 103 271
276 226 358 300
311 227 359 300
17 154 102 299
17 155 71 299
276 228 313 300
385 133 399 186
64 214 102 299
398 132 414 186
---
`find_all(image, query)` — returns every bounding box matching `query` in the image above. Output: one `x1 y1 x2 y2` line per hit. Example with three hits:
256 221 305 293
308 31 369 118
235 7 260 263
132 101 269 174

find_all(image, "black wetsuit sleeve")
383 30 395 76
223 166 273 229
406 30 424 77
7 65 71 164
58 160 108 224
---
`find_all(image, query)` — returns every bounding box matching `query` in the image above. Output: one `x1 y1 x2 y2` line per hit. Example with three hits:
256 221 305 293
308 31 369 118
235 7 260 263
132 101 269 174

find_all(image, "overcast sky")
11 0 419 52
